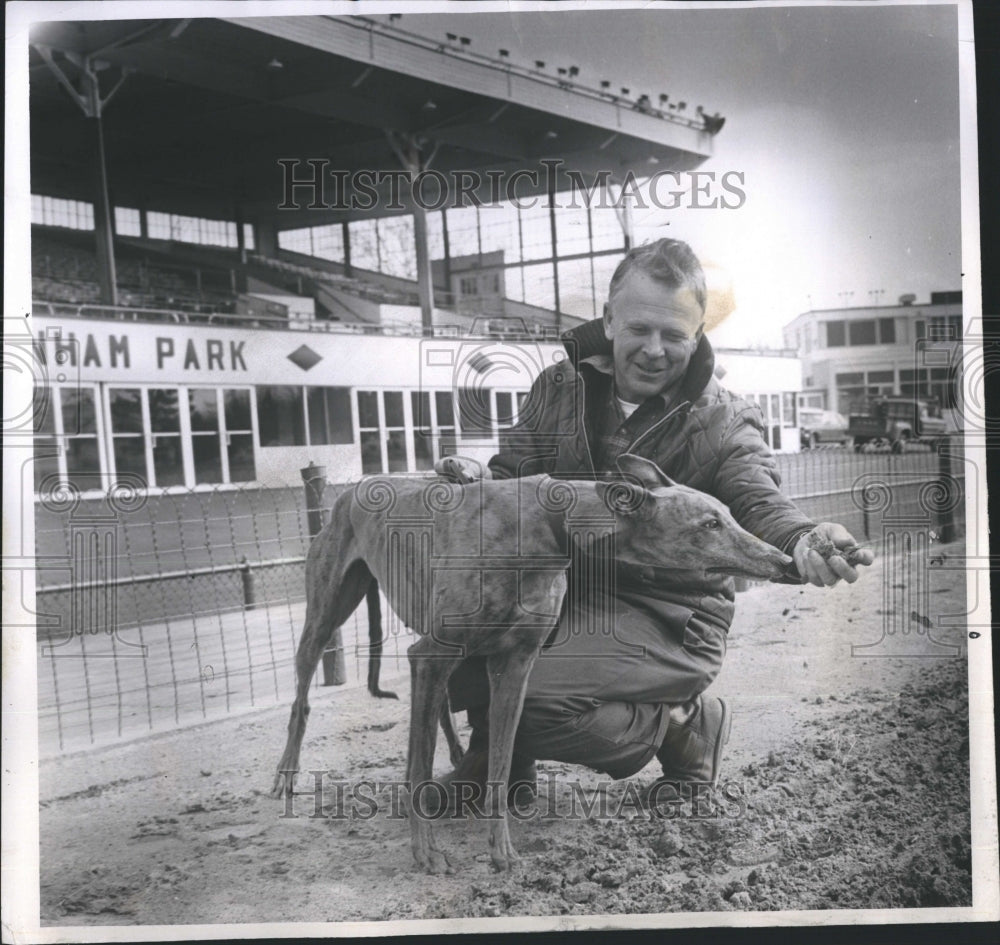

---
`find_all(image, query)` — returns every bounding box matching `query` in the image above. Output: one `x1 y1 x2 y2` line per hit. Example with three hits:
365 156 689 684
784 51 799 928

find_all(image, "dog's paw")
270 770 295 799
415 848 454 875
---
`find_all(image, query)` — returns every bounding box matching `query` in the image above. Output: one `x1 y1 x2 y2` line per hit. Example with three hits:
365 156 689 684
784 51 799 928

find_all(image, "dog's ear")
596 479 649 517
615 454 677 489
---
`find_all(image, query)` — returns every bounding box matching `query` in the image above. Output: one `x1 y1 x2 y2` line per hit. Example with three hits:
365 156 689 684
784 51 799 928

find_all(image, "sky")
377 2 965 347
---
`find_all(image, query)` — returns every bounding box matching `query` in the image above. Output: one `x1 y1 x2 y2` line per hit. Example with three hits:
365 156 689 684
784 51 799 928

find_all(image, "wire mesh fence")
33 441 964 756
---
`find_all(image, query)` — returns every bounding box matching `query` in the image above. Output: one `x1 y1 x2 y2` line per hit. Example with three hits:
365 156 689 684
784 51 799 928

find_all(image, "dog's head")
596 454 793 579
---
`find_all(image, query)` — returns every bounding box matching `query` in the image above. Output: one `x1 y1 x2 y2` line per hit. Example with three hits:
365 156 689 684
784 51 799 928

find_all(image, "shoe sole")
710 697 732 789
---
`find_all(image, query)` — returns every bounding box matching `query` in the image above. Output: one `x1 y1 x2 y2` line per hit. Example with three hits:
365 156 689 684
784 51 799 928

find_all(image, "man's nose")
642 334 666 357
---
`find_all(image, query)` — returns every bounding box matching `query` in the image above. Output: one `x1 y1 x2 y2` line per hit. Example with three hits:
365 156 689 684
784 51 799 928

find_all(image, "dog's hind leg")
406 635 461 874
440 702 466 768
365 579 398 700
271 558 372 799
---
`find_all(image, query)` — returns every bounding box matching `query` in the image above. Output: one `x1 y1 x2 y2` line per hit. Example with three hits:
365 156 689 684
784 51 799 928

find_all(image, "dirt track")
38 542 972 925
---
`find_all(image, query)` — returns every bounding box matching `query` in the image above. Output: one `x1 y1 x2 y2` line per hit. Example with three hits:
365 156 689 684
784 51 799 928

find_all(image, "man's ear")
694 320 705 341
603 302 613 340
616 454 677 489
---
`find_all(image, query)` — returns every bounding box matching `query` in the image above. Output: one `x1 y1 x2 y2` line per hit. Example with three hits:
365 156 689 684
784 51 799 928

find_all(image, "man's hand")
434 456 489 484
793 523 875 587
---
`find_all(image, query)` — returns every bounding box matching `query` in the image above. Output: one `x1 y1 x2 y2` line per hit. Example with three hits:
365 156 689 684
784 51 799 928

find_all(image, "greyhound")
271 454 792 873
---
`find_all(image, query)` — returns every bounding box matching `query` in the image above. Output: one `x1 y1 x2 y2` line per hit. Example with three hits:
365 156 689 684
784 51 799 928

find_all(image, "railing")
32 299 566 340
32 445 963 756
340 15 715 133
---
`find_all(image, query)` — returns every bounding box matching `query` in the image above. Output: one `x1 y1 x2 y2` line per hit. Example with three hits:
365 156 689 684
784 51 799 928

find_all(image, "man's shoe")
418 749 538 817
655 695 732 788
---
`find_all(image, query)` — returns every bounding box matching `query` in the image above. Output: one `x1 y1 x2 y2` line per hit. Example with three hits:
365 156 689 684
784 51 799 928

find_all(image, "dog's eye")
703 519 721 529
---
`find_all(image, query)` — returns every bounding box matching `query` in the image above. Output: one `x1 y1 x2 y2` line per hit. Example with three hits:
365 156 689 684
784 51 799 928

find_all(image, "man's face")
603 269 705 403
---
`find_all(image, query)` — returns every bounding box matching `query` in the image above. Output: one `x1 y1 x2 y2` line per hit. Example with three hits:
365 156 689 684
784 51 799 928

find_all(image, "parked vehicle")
847 396 948 453
799 409 851 449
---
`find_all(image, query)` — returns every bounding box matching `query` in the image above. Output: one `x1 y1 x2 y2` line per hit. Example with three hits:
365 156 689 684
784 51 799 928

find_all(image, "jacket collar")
562 317 717 406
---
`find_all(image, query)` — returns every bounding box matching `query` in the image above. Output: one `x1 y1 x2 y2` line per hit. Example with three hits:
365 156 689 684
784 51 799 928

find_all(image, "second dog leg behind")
440 703 465 768
271 558 373 798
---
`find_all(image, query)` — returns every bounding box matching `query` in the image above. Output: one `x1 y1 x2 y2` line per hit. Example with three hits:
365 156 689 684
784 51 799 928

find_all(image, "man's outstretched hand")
792 523 875 587
434 456 489 484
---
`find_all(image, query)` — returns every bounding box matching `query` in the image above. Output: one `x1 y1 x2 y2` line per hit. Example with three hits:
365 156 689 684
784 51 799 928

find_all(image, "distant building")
782 291 962 415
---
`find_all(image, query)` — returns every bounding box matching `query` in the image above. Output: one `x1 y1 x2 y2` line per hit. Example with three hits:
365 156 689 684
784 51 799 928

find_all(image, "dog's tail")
366 579 398 700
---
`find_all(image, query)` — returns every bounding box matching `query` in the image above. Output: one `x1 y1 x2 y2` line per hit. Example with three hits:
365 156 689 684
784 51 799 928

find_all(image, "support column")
342 221 352 276
34 49 130 305
385 130 440 334
413 206 434 332
84 70 118 305
548 178 561 332
441 209 452 303
255 219 279 258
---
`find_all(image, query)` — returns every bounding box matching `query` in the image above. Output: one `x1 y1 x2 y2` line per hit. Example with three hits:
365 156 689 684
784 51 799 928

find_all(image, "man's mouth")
634 364 665 376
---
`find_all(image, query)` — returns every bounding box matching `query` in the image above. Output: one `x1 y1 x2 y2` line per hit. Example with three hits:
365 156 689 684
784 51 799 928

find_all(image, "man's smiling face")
603 269 705 404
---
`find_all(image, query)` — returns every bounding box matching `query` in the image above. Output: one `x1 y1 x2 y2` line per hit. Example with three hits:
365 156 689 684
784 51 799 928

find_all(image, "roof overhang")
29 15 715 228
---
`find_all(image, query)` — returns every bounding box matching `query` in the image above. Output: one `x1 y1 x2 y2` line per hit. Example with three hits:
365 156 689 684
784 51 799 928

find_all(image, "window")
114 207 142 237
60 388 101 479
357 390 407 474
33 387 60 492
307 387 353 445
496 392 515 430
782 392 797 428
109 388 146 481
826 321 846 347
848 320 877 346
411 392 434 471
928 315 962 341
383 391 407 472
149 389 184 486
224 389 256 481
144 210 242 247
878 318 896 344
256 386 307 447
107 386 255 489
31 194 94 230
32 385 104 493
458 388 494 437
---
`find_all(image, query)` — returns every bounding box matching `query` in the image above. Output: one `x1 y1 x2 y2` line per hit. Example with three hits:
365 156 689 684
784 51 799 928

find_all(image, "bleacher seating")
249 253 421 307
31 231 237 314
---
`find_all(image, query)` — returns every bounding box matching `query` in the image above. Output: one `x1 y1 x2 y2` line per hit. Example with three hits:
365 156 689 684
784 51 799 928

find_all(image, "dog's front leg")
484 646 540 871
406 637 457 875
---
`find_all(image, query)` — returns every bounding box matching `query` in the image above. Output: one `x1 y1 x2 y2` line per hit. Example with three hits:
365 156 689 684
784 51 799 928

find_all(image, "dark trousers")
447 588 727 779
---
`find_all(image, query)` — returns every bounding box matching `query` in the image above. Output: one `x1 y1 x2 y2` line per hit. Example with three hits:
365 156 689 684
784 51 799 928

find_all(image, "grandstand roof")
29 15 714 229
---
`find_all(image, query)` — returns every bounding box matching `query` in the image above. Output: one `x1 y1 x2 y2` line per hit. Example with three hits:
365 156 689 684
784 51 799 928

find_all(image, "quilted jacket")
488 318 816 630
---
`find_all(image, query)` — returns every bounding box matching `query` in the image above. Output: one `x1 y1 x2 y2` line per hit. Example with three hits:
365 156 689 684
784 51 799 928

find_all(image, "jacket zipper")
576 366 690 464
626 399 691 453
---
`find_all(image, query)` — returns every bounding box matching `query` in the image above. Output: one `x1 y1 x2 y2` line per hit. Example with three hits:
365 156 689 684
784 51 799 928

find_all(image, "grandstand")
21 10 892 760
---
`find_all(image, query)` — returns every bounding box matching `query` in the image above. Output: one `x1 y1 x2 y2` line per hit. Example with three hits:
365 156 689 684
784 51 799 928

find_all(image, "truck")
847 396 948 453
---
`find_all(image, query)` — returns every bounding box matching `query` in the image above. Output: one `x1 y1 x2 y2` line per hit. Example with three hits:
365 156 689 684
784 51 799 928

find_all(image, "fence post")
937 438 958 543
239 556 256 611
301 461 328 540
301 462 346 686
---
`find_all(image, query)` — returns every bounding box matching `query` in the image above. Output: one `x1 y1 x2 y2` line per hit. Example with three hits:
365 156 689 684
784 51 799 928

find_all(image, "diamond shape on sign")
287 345 323 371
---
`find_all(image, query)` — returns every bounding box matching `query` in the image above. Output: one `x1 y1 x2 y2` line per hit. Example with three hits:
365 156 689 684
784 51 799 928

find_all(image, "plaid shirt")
585 358 671 474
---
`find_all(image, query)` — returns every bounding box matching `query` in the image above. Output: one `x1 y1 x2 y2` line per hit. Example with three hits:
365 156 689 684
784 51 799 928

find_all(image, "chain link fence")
33 443 964 756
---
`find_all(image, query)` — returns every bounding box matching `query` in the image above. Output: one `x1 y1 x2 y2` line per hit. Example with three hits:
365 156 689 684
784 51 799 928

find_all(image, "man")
434 238 873 806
